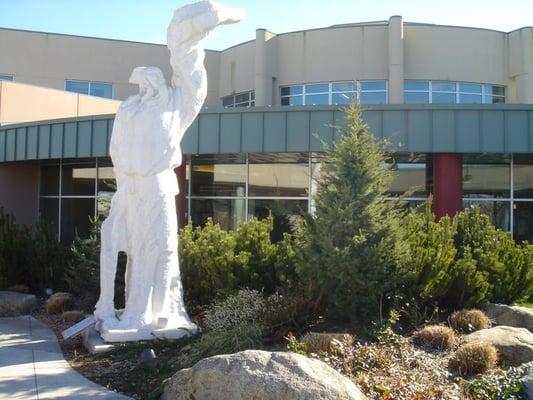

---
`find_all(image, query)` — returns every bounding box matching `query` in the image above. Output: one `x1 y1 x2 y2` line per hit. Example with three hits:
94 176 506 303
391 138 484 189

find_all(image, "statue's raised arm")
167 1 245 131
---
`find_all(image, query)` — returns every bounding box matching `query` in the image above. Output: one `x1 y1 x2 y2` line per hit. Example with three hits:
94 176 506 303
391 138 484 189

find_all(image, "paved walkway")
0 316 130 400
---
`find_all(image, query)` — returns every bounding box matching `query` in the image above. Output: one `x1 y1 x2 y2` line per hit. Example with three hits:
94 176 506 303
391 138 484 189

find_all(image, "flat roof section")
1 105 533 162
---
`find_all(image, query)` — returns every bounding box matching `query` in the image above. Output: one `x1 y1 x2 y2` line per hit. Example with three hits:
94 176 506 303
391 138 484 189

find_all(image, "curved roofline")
0 27 221 53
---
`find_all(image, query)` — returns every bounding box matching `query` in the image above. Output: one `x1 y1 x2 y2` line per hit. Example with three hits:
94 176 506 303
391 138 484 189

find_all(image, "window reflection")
61 161 96 196
386 154 427 197
191 154 246 196
514 202 533 243
40 164 60 196
463 201 510 231
248 199 308 220
462 155 510 198
514 155 533 198
60 198 95 244
191 198 245 230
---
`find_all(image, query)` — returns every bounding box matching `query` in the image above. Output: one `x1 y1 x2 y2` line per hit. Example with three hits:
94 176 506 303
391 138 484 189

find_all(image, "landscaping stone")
464 326 533 366
485 304 533 332
0 291 37 316
162 350 368 400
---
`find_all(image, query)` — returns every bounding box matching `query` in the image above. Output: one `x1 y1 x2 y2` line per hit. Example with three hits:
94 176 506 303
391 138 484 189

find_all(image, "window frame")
404 80 505 104
64 79 113 99
221 91 255 108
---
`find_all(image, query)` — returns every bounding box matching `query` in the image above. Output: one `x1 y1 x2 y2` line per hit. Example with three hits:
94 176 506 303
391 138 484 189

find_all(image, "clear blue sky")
0 0 531 50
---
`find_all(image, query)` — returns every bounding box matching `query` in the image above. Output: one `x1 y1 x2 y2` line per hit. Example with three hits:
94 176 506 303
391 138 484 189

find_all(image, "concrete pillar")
174 161 187 229
515 28 533 103
433 153 463 219
388 16 404 104
255 29 268 106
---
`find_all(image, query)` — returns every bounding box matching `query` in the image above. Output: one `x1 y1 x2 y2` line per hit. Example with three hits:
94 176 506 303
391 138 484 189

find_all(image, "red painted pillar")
174 161 187 229
432 153 463 219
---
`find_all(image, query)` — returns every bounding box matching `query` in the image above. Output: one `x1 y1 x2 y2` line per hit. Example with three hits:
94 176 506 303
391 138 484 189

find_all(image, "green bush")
179 217 298 307
406 204 533 310
294 105 409 321
0 207 68 294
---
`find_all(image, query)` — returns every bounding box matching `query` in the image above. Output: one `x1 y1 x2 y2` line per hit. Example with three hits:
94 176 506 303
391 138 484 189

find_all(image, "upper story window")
280 80 387 106
404 81 505 104
222 91 255 107
0 74 14 81
65 80 113 99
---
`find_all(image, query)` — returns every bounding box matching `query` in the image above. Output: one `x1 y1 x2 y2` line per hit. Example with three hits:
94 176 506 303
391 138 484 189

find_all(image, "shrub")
300 332 354 354
412 325 456 351
0 208 68 294
179 217 298 308
62 310 85 322
449 309 491 333
295 105 409 321
448 341 498 376
465 363 531 400
46 292 72 314
406 204 533 310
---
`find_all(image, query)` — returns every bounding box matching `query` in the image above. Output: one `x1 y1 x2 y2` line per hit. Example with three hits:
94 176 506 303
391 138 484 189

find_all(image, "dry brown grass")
449 309 491 333
46 292 72 314
62 310 85 323
6 284 30 294
448 341 498 376
300 332 354 354
412 325 456 351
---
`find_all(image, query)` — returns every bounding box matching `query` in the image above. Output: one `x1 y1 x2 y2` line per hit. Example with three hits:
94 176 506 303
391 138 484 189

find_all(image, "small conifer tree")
295 105 408 321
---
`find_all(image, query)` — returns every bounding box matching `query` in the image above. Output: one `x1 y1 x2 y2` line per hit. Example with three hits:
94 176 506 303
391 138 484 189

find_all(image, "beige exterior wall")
1 20 532 108
0 81 120 125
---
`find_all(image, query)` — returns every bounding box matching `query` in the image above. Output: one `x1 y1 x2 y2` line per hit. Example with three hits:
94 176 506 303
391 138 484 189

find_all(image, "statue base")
100 322 199 342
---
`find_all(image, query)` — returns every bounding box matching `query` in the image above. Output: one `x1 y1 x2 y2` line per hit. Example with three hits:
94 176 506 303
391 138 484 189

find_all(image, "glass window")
386 154 427 197
248 153 309 197
61 161 97 196
222 96 234 107
222 91 254 108
462 155 510 198
404 80 429 91
40 164 60 196
0 74 14 81
360 92 387 105
65 80 89 95
305 83 329 94
281 96 303 106
281 86 303 96
404 92 430 104
332 82 356 92
486 96 505 104
191 198 245 230
485 85 505 97
39 198 59 231
191 154 246 196
432 82 456 92
60 198 95 244
248 199 308 220
332 92 355 105
459 94 482 104
459 83 482 94
463 200 510 231
89 82 112 99
514 155 533 198
305 94 329 105
432 92 456 104
513 202 533 243
360 80 387 91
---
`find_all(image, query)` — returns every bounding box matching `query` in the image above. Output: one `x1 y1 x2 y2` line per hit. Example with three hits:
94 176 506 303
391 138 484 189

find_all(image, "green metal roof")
1 104 533 162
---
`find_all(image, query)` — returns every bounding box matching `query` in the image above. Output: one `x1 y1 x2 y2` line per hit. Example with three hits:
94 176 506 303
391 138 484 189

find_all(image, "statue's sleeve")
166 4 221 132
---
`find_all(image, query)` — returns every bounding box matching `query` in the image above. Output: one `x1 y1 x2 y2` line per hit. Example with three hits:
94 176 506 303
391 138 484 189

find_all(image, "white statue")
94 1 245 342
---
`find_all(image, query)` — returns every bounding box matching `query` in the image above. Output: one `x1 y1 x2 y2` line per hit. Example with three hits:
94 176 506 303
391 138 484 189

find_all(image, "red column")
174 161 187 229
432 153 463 219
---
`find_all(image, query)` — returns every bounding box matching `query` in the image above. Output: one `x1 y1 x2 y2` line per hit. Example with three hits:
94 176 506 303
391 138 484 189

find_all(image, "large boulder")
0 291 37 317
485 304 533 332
162 350 367 400
464 326 533 366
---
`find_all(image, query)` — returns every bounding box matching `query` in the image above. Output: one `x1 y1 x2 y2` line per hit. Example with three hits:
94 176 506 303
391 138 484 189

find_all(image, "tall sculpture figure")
94 1 245 342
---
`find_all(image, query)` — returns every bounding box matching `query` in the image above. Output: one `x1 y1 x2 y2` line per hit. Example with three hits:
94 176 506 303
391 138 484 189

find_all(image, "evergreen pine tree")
296 105 408 321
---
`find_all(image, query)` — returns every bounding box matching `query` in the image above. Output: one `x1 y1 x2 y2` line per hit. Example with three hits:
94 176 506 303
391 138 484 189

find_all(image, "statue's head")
129 66 167 100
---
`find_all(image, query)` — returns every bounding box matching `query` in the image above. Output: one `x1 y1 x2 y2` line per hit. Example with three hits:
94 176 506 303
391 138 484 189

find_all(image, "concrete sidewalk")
0 316 130 400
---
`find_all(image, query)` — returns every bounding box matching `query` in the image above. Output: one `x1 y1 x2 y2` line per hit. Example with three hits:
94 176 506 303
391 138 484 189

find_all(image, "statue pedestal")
100 322 199 342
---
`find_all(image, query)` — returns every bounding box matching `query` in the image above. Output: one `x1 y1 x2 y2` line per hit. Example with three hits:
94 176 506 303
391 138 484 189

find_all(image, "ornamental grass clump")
300 332 354 354
412 325 456 351
449 309 491 333
448 341 498 376
46 292 72 314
